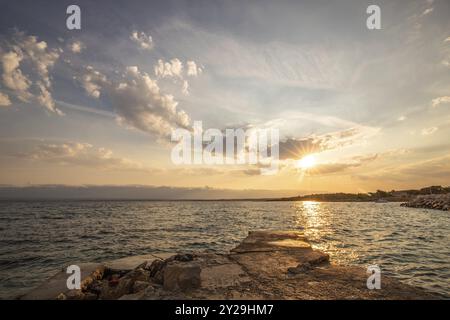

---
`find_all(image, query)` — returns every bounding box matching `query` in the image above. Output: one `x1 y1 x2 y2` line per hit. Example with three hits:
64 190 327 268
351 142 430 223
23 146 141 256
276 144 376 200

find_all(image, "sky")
0 0 449 196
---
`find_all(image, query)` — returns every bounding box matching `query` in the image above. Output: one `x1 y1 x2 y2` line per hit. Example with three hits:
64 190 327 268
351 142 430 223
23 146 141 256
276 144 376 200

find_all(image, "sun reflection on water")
294 201 360 264
294 201 324 241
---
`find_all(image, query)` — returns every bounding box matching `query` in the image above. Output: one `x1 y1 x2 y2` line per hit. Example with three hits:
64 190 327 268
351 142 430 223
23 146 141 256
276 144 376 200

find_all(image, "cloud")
278 137 322 160
16 33 60 87
0 91 11 106
154 58 183 78
393 155 450 180
181 80 189 95
56 100 115 117
36 81 62 115
79 65 191 138
420 1 434 17
186 60 202 77
356 154 450 185
130 31 153 51
421 7 433 16
0 31 61 113
112 66 190 137
277 126 377 160
421 126 438 135
302 153 378 176
310 162 361 175
69 40 85 53
80 65 107 98
237 168 261 176
18 141 146 171
166 21 344 90
431 96 450 107
154 59 202 95
1 51 32 102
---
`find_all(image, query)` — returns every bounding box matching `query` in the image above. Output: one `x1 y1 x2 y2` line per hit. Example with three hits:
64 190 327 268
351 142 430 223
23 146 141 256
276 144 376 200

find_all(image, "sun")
297 154 316 169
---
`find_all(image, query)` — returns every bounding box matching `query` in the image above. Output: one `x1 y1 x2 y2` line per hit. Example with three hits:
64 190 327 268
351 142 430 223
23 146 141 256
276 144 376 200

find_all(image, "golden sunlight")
296 154 316 169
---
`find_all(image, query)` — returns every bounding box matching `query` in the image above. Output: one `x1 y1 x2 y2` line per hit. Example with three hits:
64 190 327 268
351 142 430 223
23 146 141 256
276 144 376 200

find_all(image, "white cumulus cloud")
79 65 190 138
69 40 85 53
80 66 107 98
130 31 153 51
0 31 62 114
1 51 32 102
154 58 183 78
186 60 202 77
0 91 11 106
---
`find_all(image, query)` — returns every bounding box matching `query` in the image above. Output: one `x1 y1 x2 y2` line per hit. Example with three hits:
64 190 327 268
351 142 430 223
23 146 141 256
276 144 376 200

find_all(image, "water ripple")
0 200 448 299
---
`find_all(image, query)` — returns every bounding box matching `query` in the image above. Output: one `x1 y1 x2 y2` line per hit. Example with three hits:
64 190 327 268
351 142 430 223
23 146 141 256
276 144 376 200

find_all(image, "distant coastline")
0 185 448 202
268 185 450 203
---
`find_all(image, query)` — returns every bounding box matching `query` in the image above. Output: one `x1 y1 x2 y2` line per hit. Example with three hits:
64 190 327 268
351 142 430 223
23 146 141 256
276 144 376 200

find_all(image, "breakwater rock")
401 194 450 211
19 230 438 300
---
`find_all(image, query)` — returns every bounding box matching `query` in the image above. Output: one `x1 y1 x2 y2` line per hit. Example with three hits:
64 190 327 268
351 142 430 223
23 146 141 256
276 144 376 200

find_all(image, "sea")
0 200 449 299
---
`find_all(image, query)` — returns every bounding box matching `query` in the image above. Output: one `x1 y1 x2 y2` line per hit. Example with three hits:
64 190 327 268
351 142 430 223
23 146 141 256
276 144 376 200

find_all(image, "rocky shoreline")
401 194 450 211
19 230 439 300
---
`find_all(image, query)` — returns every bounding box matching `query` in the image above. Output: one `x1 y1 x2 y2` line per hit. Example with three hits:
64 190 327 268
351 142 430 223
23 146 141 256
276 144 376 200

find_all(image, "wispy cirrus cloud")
355 154 450 186
431 96 450 107
304 154 379 176
275 123 380 160
421 126 438 136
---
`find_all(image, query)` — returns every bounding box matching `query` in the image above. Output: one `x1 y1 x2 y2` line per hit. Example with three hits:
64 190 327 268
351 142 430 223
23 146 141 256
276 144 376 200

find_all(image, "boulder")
98 268 149 299
132 280 149 293
288 262 312 274
99 277 134 300
163 263 201 291
148 259 166 284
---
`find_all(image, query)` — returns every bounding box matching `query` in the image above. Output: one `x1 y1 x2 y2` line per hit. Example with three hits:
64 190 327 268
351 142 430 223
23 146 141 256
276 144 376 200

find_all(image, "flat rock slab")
105 253 176 271
231 230 311 253
19 263 105 300
201 263 251 289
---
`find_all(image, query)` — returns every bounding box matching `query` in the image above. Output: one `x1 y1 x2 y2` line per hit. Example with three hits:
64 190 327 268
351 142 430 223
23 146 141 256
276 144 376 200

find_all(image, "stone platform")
19 230 438 300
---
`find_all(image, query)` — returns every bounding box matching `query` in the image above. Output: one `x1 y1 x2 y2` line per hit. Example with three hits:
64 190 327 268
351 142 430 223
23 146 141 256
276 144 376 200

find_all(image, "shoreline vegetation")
269 185 450 202
19 230 440 300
